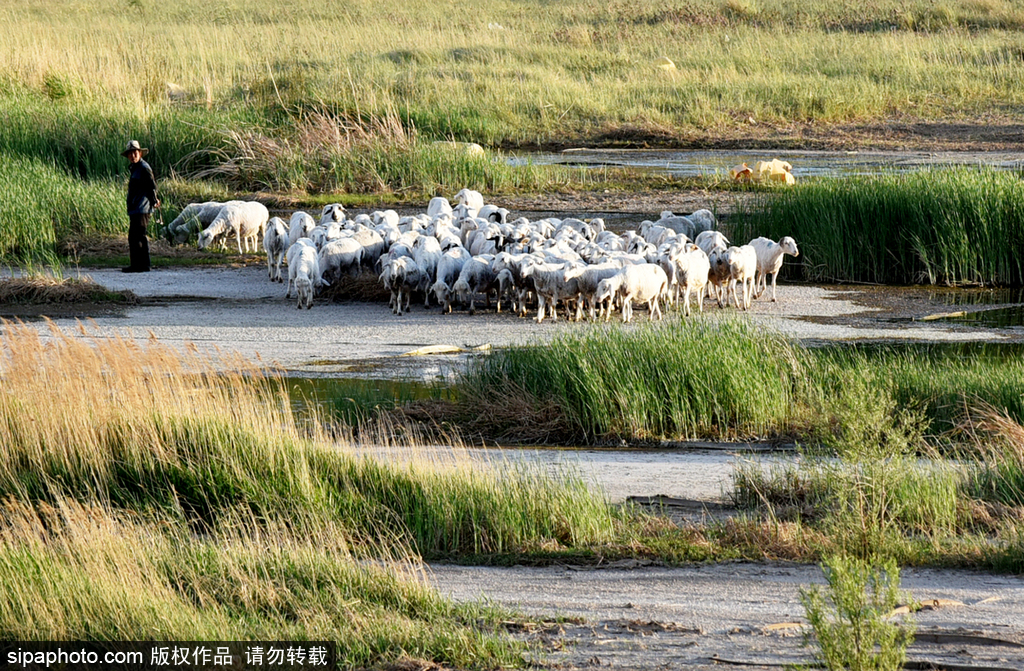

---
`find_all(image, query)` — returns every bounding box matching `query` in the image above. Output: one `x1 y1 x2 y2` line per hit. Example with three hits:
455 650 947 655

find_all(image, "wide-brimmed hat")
120 140 149 157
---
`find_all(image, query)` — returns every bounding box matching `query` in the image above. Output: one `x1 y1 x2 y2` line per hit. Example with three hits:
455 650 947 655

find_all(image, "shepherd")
122 139 159 272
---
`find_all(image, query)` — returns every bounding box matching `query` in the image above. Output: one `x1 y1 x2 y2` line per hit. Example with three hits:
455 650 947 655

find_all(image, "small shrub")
800 555 915 671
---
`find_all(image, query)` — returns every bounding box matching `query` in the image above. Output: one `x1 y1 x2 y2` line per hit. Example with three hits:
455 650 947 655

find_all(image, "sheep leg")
771 273 778 302
682 286 691 317
535 295 546 323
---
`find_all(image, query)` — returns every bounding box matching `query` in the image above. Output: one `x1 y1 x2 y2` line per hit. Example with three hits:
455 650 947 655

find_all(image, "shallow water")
943 304 1024 328
508 148 1024 179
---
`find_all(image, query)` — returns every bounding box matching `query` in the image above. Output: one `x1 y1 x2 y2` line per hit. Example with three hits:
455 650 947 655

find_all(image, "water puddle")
279 375 451 423
509 148 1024 179
940 305 1024 328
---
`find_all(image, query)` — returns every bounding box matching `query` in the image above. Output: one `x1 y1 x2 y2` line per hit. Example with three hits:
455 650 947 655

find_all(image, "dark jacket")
127 159 157 215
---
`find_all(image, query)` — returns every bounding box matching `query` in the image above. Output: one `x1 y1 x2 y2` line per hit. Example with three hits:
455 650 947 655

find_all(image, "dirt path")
430 562 1024 670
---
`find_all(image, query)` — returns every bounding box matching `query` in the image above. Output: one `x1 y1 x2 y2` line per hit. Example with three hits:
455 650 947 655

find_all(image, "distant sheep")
163 201 230 245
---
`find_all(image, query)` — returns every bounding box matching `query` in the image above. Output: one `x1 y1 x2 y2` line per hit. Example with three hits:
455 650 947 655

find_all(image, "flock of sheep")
162 190 799 322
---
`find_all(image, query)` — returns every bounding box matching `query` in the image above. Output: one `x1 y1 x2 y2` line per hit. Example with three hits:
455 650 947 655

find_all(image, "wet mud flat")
430 562 1024 671
7 267 1024 377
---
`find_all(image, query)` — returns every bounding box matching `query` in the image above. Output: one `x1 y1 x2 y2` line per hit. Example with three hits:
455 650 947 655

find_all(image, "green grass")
0 502 521 668
461 319 800 442
3 0 1024 196
732 169 1024 286
460 318 1024 445
0 153 123 262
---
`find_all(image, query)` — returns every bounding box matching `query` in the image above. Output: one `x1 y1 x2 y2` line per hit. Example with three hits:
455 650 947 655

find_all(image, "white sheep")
372 209 400 229
430 247 472 313
454 188 485 214
164 201 229 244
288 211 317 247
594 275 622 322
197 201 269 254
563 261 624 321
286 243 324 309
379 256 422 316
452 255 498 315
689 209 717 235
694 230 730 257
319 238 364 284
477 204 510 224
616 264 668 323
320 203 346 225
427 197 453 219
520 259 581 323
673 244 711 317
749 236 799 301
263 217 289 283
716 245 758 310
349 226 386 269
656 213 696 240
412 235 443 305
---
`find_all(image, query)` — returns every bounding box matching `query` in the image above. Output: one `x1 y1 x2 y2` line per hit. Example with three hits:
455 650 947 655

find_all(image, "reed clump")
462 319 803 442
733 169 1024 287
0 153 123 262
461 319 1024 445
0 500 520 668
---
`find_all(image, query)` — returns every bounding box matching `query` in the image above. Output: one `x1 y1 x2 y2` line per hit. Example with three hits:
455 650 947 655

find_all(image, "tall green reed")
733 169 1024 286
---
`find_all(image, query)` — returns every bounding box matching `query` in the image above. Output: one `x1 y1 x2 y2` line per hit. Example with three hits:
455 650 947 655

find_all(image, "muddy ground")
431 562 1024 671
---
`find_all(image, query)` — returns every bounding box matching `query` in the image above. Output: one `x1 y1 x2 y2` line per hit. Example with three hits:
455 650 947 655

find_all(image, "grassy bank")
2 0 1024 196
733 168 1024 286
0 501 519 668
5 1 1024 152
460 319 1024 444
0 318 631 659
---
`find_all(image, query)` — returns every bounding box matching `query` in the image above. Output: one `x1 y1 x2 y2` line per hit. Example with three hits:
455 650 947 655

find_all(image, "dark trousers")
128 213 151 270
